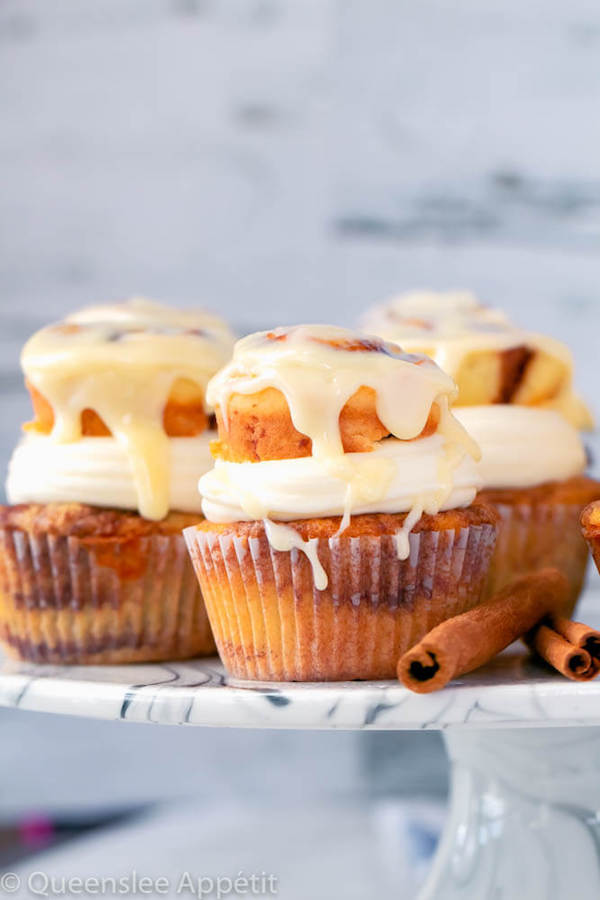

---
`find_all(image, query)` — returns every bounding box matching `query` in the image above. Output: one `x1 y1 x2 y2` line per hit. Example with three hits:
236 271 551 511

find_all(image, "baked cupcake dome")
0 298 234 664
185 325 498 681
361 290 598 608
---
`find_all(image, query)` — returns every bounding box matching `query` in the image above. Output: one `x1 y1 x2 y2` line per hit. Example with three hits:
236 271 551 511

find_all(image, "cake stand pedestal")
2 594 600 899
420 727 600 899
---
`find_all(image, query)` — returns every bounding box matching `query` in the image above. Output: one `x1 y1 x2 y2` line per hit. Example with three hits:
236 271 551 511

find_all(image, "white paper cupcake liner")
185 518 497 681
485 500 590 614
0 527 215 664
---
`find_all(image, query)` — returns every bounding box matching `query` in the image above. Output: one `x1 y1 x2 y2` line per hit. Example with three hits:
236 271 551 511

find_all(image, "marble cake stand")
2 595 600 899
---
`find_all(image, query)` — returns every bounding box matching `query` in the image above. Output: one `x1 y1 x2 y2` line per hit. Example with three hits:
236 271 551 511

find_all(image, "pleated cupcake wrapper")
485 500 590 614
184 521 497 681
0 528 215 664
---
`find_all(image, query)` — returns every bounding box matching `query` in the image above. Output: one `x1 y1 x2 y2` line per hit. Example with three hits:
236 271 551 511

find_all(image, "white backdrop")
0 0 598 826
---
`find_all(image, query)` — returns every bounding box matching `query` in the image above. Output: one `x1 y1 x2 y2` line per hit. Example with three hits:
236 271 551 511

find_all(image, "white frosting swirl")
200 435 481 524
7 433 213 514
454 406 586 489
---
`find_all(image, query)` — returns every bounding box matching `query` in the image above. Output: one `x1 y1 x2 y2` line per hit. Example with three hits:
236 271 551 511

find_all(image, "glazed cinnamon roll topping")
207 324 477 462
21 298 234 520
362 290 592 428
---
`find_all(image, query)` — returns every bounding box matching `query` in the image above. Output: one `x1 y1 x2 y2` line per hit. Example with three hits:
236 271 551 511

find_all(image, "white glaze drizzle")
21 298 234 519
264 520 328 591
361 290 592 429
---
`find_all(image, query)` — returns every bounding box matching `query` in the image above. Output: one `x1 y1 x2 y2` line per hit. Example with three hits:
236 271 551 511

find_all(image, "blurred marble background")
0 0 599 895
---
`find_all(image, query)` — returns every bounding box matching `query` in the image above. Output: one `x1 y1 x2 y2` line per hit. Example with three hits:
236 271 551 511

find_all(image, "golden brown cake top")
0 502 201 538
361 290 592 429
482 474 600 508
18 298 234 520
190 501 498 541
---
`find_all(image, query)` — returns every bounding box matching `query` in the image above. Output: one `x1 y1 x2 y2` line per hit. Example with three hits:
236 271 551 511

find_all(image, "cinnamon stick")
398 568 568 693
525 624 597 681
548 615 600 664
523 614 600 681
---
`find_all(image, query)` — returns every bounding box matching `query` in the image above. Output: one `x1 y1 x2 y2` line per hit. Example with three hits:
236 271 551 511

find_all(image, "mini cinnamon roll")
361 290 592 427
213 331 441 462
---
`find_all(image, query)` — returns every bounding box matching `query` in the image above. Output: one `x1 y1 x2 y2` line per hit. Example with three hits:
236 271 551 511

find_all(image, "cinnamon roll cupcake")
362 290 598 609
0 298 234 664
184 325 498 681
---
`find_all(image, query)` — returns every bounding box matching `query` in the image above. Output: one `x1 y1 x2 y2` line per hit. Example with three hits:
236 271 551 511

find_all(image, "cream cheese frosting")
361 290 592 429
18 298 234 519
200 436 480 523
454 406 586 490
202 325 482 584
7 432 212 514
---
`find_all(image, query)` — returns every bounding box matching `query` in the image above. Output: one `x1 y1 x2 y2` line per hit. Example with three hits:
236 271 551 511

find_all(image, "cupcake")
362 290 598 609
0 298 234 664
581 502 600 576
184 325 498 682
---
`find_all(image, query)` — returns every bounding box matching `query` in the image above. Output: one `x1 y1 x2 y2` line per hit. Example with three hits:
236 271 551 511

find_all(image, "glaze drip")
208 325 479 460
361 290 591 428
21 298 234 519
